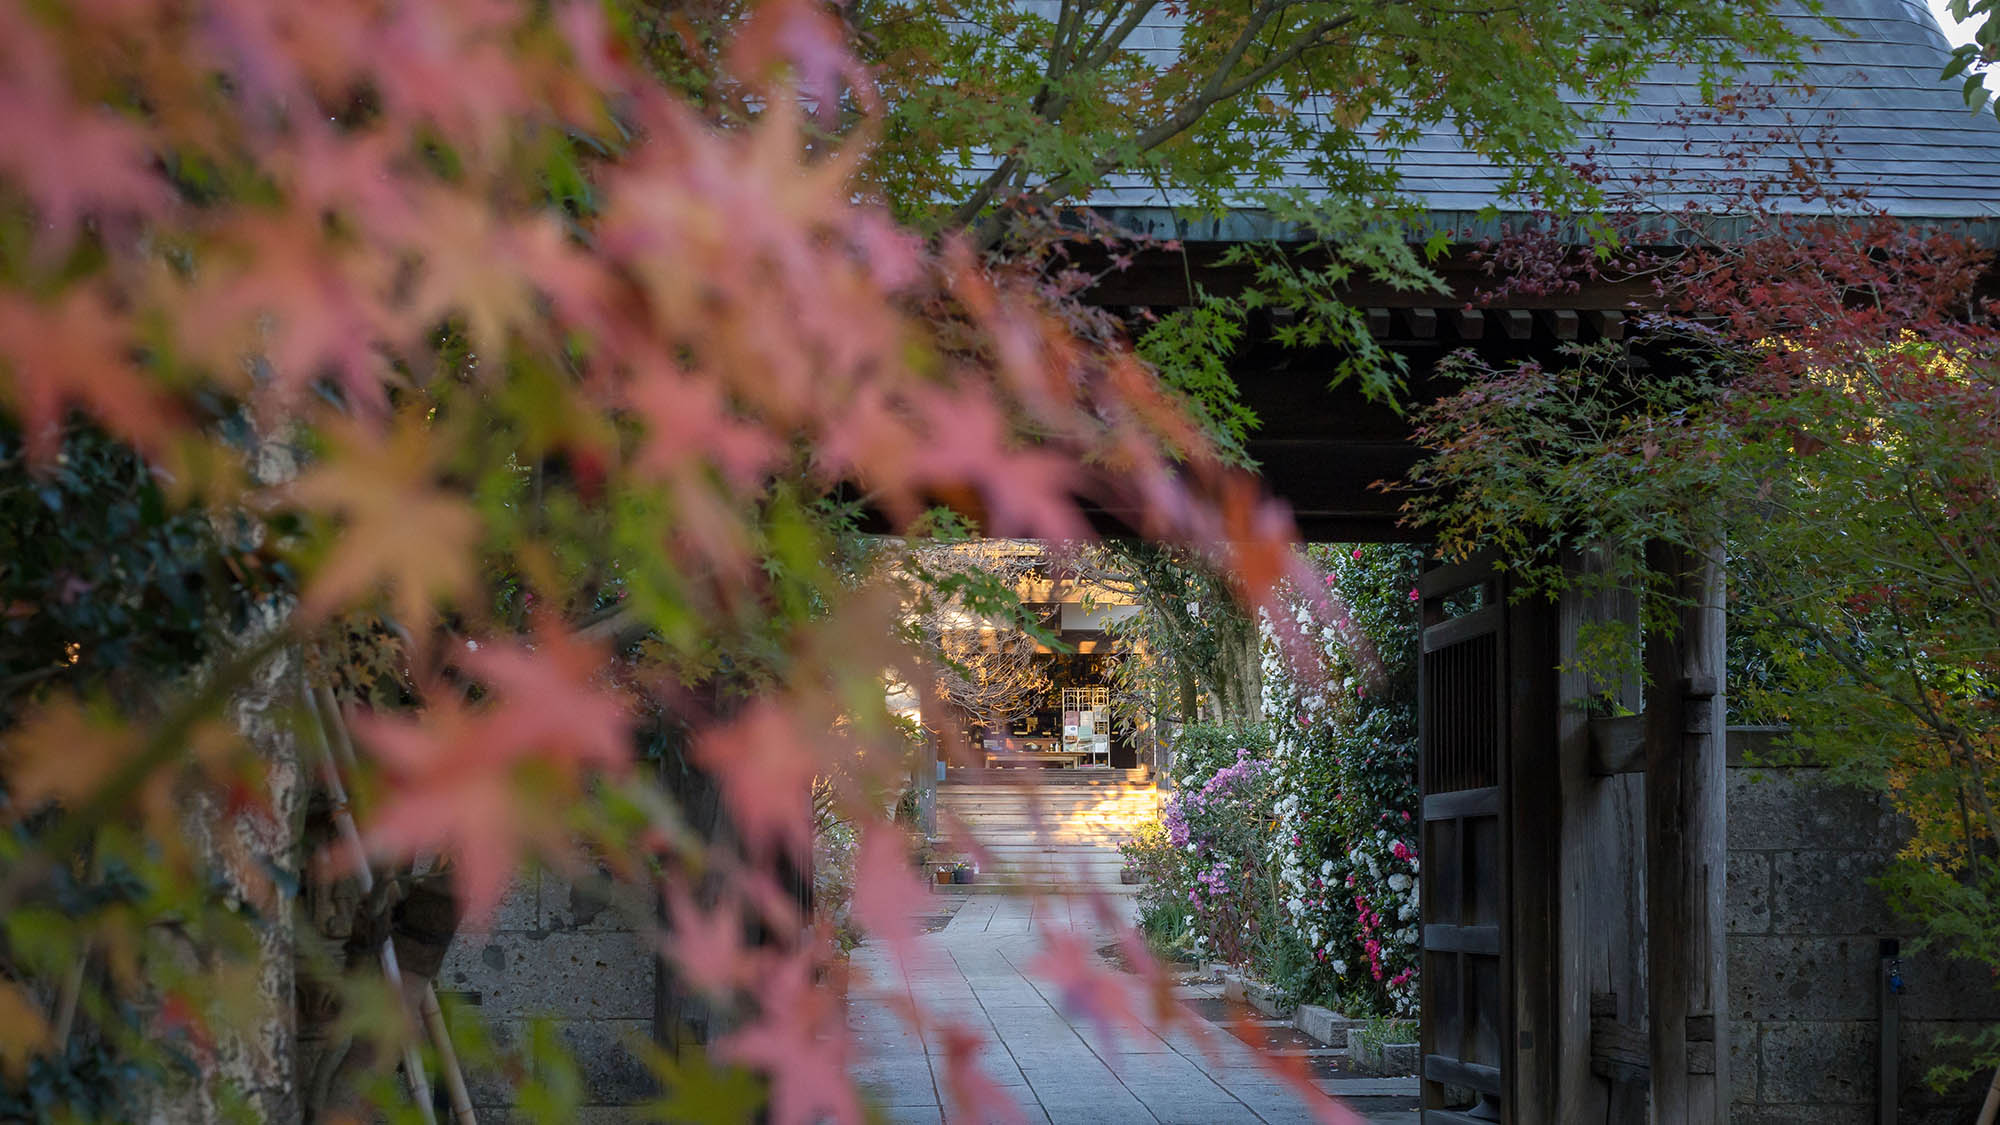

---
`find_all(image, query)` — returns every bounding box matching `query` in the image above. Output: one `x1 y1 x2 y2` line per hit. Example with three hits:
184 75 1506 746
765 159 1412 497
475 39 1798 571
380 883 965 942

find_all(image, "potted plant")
951 861 976 885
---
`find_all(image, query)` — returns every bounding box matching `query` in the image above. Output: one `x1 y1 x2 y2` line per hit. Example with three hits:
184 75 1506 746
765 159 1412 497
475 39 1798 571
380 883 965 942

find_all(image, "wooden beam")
1591 1010 1650 1087
1643 537 1730 1125
1588 309 1627 341
1449 308 1485 339
1546 308 1581 340
1502 308 1534 340
1595 721 1787 775
1406 307 1438 338
1366 307 1392 338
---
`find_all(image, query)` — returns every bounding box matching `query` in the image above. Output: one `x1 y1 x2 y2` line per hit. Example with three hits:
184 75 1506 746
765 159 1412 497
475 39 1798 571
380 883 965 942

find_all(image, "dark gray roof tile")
1080 0 2000 238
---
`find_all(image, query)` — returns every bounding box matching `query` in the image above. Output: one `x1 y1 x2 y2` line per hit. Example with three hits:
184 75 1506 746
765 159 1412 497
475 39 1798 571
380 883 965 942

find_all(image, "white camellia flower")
1288 896 1305 916
1332 959 1348 976
1187 601 1201 617
1320 860 1334 876
1388 873 1412 892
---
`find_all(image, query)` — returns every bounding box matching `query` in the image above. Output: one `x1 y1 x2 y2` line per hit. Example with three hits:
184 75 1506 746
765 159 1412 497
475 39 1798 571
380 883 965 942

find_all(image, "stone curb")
1204 964 1376 1049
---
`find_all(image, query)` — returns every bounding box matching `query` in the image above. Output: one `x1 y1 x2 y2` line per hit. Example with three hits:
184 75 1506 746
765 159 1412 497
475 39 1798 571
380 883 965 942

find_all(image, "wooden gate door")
1417 556 1511 1123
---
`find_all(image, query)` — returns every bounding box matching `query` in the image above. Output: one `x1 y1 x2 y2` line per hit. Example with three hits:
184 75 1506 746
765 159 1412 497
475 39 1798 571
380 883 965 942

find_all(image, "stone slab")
1727 850 1773 935
1728 936 1878 1022
1292 1003 1362 1045
557 1018 654 1105
1314 1077 1419 1097
1770 849 1895 936
1757 1020 1874 1105
440 930 654 1019
1726 771 1901 852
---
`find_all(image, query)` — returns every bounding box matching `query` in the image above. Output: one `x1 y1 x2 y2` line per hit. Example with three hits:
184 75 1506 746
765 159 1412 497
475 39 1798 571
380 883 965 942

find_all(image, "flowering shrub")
1123 551 1422 1016
1171 746 1281 965
1123 819 1196 952
814 816 861 949
1261 545 1423 1016
1122 723 1278 963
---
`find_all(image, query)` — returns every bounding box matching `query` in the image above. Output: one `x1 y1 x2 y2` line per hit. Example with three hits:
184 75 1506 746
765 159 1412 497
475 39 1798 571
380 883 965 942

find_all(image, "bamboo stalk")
52 946 87 1047
314 684 476 1125
1976 1064 2000 1125
303 685 437 1125
419 978 478 1125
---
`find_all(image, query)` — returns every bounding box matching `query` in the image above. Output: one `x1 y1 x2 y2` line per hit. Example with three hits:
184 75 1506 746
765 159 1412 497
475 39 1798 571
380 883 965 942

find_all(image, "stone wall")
1727 761 2000 1125
437 868 657 1122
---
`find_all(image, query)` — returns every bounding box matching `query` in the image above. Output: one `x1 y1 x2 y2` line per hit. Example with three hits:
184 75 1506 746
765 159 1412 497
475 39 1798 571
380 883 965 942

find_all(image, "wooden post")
1554 546 1648 1122
1644 538 1730 1124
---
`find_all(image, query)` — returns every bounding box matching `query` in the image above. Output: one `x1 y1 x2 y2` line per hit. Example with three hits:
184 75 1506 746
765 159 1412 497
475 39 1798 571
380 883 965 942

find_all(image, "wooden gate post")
1643 538 1730 1124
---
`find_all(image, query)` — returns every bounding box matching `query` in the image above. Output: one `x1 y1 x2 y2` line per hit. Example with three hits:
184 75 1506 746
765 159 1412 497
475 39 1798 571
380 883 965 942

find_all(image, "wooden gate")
1417 556 1511 1123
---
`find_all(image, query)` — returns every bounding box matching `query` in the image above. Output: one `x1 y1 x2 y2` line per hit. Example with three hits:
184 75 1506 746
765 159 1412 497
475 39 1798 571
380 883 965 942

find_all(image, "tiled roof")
1066 0 2000 242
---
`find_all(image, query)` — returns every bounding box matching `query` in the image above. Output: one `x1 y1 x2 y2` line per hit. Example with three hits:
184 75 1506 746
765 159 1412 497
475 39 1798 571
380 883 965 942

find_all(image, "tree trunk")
147 598 305 1124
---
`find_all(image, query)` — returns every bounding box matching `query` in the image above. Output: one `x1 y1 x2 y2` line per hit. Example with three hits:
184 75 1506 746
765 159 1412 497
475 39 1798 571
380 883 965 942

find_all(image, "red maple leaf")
348 624 631 920
692 703 820 860
714 950 862 1124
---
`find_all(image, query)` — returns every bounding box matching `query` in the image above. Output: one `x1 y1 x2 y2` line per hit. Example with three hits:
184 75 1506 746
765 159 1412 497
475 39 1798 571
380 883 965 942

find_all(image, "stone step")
946 825 1151 833
940 808 1160 820
944 812 1151 821
943 769 1152 784
938 801 1157 812
940 798 1155 805
981 859 1128 871
948 828 1147 838
954 841 1138 852
941 811 1156 817
939 793 1159 803
942 812 1157 822
956 881 1140 896
940 786 1157 797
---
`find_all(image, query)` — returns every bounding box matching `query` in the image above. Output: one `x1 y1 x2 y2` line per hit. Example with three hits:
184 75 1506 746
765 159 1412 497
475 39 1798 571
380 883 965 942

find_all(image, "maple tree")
0 0 1307 1118
0 0 1836 1120
1399 88 2000 1094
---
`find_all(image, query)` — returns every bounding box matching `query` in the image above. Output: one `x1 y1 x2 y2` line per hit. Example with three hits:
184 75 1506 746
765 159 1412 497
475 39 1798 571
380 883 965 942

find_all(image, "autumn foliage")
0 0 1307 1118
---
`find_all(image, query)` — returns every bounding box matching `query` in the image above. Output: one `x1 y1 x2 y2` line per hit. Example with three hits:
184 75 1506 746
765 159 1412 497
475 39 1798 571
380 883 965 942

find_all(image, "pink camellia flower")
1352 548 1362 559
1408 588 1420 602
1391 840 1415 862
1402 810 1412 822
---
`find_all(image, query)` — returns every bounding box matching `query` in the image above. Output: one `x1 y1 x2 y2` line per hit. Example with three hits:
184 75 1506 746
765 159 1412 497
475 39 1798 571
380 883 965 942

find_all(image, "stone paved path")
848 894 1419 1125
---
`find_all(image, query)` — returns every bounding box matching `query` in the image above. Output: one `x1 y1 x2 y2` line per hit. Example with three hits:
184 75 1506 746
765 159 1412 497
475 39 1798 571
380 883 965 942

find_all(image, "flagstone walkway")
848 894 1419 1125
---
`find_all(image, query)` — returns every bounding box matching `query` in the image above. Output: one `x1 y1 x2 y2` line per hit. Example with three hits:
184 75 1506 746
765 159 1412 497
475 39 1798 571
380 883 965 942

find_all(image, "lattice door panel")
1418 558 1511 1124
